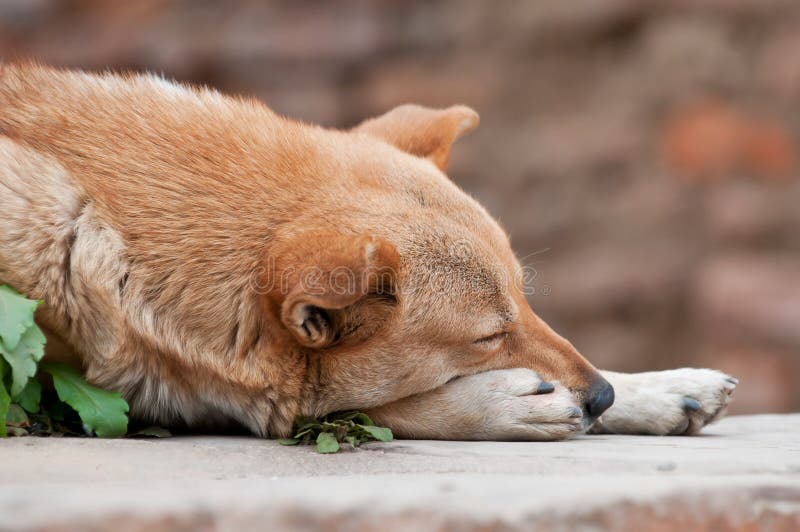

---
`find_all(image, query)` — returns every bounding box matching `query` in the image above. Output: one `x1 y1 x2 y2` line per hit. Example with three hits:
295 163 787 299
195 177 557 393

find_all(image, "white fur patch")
394 368 585 441
592 368 738 435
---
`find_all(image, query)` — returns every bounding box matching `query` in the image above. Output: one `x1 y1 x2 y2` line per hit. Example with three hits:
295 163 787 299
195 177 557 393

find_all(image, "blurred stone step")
1 414 798 531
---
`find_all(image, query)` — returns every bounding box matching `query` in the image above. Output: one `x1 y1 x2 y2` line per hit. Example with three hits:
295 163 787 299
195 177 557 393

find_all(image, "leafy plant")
279 411 393 453
42 362 129 438
0 285 130 438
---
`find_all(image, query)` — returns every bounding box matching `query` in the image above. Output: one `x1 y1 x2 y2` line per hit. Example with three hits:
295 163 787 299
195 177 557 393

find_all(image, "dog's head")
263 104 613 424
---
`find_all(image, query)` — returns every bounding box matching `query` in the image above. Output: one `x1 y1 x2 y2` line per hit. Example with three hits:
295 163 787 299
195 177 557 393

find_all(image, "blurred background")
1 0 798 414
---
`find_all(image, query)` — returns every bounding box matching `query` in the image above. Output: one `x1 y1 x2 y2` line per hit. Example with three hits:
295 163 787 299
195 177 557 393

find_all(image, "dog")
0 63 737 439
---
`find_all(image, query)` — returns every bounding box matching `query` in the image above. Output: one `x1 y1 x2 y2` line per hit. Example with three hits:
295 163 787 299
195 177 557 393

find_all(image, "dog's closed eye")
474 331 508 347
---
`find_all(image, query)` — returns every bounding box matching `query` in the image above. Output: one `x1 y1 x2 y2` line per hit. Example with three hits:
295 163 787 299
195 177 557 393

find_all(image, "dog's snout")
585 379 615 418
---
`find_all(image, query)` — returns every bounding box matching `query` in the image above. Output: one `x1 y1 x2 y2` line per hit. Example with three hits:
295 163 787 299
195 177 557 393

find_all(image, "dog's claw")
682 398 701 411
536 382 555 394
568 407 583 419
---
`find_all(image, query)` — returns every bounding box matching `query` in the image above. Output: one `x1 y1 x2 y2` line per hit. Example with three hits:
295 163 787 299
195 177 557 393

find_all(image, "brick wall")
2 0 798 413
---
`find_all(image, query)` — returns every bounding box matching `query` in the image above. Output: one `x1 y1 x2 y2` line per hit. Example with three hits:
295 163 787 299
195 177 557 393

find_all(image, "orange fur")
0 63 604 437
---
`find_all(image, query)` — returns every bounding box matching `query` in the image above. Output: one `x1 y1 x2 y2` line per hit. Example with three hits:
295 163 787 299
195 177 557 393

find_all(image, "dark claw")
683 398 701 412
537 381 555 394
568 407 583 419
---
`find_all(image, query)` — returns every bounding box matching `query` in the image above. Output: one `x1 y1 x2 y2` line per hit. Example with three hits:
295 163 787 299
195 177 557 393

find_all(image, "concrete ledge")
2 414 799 531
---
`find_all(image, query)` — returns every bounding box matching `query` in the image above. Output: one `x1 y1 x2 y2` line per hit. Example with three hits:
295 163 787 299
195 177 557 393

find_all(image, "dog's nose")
585 379 615 418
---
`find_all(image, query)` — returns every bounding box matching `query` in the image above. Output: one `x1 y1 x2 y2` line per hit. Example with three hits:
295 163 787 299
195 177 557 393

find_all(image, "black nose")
585 379 615 418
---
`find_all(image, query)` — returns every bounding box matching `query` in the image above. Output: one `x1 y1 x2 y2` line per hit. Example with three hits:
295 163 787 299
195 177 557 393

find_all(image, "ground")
2 414 799 531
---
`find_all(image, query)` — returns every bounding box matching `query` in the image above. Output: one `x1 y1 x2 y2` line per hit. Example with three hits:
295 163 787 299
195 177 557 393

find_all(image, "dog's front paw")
592 368 738 435
456 368 585 441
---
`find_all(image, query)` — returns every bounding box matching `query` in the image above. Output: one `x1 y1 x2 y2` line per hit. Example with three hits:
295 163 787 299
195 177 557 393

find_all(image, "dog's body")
0 64 736 439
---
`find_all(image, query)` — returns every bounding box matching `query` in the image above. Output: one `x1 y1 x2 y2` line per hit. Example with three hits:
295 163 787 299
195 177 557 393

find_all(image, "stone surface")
1 414 798 531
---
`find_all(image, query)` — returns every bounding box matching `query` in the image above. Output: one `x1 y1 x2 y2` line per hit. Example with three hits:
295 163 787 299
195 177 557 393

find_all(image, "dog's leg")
589 369 738 435
367 368 585 441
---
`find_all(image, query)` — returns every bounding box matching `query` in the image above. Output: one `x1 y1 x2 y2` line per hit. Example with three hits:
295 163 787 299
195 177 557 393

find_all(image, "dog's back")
0 64 315 428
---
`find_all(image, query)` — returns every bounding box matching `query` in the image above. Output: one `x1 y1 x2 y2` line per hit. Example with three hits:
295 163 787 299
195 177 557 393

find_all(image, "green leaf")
344 435 358 448
296 420 323 433
316 432 340 454
41 362 129 438
0 379 9 438
16 378 41 413
359 425 393 442
277 438 299 446
5 404 29 427
322 421 342 434
0 286 40 352
0 323 46 397
350 412 374 426
293 426 317 438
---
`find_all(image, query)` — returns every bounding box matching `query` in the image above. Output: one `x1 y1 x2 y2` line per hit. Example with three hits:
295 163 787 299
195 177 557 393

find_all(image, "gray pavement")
2 414 799 531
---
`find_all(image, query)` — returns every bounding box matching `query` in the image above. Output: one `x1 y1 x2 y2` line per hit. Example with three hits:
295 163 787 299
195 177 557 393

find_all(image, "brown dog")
0 64 736 439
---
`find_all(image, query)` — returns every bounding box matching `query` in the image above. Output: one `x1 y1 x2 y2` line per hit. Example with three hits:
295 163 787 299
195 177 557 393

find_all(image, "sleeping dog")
0 64 736 439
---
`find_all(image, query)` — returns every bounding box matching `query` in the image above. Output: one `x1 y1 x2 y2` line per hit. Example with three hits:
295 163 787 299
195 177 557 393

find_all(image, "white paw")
452 368 585 441
594 368 738 435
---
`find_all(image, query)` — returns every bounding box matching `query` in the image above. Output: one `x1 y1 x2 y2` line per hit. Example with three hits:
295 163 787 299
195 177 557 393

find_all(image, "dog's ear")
264 232 400 349
354 104 479 171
